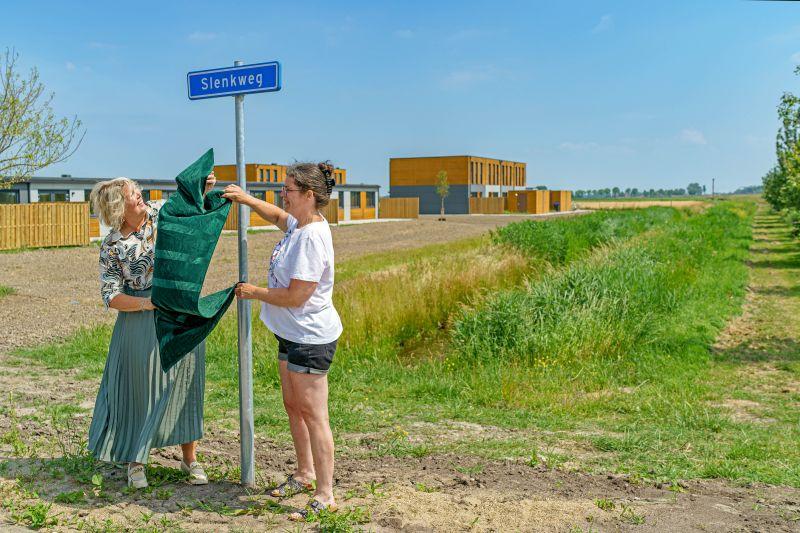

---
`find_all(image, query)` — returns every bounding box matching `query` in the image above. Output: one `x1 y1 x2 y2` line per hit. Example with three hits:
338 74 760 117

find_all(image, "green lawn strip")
10 209 703 473
440 201 800 486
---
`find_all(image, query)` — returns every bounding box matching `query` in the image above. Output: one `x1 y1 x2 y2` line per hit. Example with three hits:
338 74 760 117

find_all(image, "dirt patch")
2 418 799 532
714 399 776 424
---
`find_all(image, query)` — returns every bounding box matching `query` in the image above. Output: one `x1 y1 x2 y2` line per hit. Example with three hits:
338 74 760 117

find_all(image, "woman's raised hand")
204 171 217 194
222 184 250 204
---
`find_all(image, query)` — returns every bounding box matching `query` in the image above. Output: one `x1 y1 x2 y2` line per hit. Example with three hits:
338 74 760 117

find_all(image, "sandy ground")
1 381 797 532
1 210 799 531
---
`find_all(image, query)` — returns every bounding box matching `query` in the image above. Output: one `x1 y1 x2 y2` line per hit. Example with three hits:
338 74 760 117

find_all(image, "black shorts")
274 334 337 375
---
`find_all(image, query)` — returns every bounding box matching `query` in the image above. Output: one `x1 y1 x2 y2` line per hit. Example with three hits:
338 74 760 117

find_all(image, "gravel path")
0 213 577 353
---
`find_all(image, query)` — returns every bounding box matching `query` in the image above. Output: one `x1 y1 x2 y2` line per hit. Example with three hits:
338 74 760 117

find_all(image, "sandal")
288 498 338 521
269 474 314 498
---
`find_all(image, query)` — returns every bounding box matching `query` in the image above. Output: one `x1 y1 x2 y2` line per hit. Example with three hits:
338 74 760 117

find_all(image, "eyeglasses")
280 186 302 193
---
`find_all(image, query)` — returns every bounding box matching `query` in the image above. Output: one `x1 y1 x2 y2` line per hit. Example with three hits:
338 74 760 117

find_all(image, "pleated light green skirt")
87 288 205 464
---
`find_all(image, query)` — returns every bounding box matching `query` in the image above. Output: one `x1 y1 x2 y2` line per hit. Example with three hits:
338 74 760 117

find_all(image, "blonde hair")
90 177 139 231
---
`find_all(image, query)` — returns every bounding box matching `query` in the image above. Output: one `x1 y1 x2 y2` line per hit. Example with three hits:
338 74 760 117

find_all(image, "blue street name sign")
187 61 281 100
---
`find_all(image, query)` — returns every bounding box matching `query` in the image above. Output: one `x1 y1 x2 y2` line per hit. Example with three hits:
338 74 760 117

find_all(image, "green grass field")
13 199 800 487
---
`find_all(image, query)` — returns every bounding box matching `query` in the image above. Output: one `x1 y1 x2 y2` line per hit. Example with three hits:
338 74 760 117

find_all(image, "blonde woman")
87 175 214 488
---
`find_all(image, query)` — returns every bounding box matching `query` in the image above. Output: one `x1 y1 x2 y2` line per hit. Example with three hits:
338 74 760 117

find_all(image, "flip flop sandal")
269 474 313 498
288 498 338 521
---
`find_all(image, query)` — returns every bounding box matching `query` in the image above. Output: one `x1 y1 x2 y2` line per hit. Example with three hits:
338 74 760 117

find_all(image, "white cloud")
65 61 75 71
187 32 217 42
679 129 707 145
592 14 613 34
394 29 414 39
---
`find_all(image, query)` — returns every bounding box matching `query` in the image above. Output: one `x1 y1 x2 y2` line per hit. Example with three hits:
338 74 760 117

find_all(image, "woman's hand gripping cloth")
152 149 236 371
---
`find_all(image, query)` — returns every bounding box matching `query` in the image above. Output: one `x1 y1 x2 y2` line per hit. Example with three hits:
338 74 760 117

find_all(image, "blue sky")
5 1 800 192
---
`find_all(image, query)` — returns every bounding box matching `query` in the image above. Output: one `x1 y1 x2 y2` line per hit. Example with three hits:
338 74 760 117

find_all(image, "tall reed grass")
450 203 754 409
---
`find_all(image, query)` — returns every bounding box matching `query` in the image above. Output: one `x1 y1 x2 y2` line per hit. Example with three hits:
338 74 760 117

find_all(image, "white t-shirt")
259 214 343 344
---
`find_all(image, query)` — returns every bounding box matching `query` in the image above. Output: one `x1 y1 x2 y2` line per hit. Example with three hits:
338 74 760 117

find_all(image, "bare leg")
180 441 197 464
289 371 334 505
280 360 316 483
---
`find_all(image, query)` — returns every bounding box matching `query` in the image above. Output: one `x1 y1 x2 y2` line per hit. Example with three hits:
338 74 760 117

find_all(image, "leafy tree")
1 49 84 187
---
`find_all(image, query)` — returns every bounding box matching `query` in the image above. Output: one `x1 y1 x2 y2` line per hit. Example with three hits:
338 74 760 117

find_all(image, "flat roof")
10 176 379 189
389 155 525 164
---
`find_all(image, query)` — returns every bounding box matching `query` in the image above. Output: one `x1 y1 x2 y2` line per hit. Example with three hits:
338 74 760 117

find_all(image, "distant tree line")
763 66 800 235
731 185 763 195
574 183 705 199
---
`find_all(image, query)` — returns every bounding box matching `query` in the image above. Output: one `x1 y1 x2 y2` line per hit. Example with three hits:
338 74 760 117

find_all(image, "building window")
273 192 283 208
84 189 96 213
38 190 69 202
0 190 19 204
252 191 265 201
365 191 375 208
351 191 361 208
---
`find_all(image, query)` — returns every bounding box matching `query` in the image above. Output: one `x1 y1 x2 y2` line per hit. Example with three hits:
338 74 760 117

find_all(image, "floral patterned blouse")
98 202 159 308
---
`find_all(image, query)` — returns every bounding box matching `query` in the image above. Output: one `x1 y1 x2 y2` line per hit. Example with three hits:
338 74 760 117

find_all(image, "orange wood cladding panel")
507 190 550 214
390 156 470 186
379 198 419 218
89 217 100 238
549 190 572 212
390 155 526 188
214 164 347 184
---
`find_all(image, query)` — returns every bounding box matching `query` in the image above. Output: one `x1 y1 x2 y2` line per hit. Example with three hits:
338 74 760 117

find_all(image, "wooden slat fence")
379 198 419 219
0 203 90 250
469 197 505 214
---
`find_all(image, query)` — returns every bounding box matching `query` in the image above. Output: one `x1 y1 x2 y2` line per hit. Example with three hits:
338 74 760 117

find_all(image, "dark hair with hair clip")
318 162 336 195
286 161 336 208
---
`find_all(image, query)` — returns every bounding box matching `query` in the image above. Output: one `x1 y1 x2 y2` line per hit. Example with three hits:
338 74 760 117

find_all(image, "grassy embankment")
15 202 795 486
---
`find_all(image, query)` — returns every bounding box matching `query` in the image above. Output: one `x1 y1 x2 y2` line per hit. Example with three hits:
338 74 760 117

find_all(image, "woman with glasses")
222 162 342 520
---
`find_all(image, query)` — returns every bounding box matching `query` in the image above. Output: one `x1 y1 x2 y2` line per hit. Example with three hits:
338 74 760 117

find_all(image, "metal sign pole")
188 57 280 489
234 59 255 488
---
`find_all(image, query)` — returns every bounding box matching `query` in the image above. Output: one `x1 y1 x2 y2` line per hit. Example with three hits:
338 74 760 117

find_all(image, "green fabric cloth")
152 149 236 371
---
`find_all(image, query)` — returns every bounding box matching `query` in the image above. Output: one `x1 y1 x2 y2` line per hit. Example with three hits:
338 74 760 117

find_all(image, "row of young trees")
763 66 800 233
574 183 704 199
